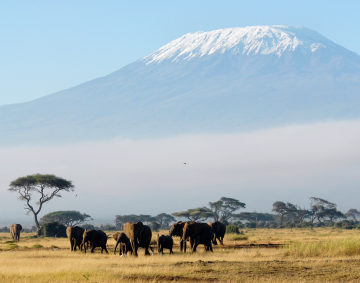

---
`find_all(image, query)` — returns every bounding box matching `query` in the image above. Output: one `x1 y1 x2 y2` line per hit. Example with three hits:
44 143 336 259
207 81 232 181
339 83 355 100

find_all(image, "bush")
334 220 356 230
7 243 18 249
151 221 161 232
245 222 256 228
23 226 37 233
0 226 9 232
39 222 67 237
226 225 240 234
98 224 117 231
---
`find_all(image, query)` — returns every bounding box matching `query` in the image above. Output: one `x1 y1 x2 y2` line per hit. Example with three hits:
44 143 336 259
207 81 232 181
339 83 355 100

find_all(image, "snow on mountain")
0 25 359 145
144 26 342 63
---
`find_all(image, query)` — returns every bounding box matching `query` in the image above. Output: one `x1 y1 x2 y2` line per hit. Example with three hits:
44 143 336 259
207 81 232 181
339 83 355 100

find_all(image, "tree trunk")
33 213 41 236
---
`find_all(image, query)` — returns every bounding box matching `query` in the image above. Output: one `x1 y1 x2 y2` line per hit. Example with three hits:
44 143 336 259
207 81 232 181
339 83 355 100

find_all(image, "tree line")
6 174 360 233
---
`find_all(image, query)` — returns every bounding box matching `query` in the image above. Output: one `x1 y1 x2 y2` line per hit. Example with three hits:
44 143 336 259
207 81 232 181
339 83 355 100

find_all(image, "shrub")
245 222 256 228
0 226 9 232
226 225 240 234
232 235 248 241
7 243 19 249
98 224 117 231
39 222 67 237
151 222 161 232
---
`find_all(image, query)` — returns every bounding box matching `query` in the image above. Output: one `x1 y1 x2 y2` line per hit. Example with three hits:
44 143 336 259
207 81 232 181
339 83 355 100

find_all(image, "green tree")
172 207 213 222
310 197 344 224
272 201 287 226
233 212 276 227
9 174 74 235
209 197 246 223
154 213 176 229
150 221 161 232
345 209 360 221
40 211 92 227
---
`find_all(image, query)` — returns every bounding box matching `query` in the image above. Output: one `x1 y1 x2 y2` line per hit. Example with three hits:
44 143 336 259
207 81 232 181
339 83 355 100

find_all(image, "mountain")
1 25 360 144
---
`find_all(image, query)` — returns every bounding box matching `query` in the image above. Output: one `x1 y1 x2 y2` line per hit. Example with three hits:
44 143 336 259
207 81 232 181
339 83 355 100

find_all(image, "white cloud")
1 120 360 225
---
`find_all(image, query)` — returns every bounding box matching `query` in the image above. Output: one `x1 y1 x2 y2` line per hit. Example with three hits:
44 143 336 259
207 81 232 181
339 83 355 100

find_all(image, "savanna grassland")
1 228 360 282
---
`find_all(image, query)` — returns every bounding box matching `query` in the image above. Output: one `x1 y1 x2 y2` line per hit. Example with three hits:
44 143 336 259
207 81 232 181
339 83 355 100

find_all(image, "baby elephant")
114 232 132 256
157 234 173 255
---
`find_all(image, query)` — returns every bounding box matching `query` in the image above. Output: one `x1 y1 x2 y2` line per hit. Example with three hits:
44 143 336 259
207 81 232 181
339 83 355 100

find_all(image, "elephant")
10 224 22 242
113 232 132 256
182 222 213 252
82 229 108 254
208 221 226 245
169 221 186 251
124 222 152 256
66 226 84 251
157 234 173 254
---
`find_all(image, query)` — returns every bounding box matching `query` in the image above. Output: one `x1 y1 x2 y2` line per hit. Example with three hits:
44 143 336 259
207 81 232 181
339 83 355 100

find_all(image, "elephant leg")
180 239 183 252
91 245 95 253
132 240 138 256
114 240 119 254
73 240 77 251
192 240 199 252
104 245 109 254
145 248 150 256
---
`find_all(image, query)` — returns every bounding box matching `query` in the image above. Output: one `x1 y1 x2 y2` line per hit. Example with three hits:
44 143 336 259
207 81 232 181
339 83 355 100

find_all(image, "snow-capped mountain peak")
144 25 337 64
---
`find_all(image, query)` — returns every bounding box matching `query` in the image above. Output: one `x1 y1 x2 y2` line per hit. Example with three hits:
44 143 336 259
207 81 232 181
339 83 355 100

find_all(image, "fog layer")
1 120 359 225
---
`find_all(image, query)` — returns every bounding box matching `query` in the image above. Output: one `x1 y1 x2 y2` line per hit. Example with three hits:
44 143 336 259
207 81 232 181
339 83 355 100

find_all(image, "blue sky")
1 0 359 105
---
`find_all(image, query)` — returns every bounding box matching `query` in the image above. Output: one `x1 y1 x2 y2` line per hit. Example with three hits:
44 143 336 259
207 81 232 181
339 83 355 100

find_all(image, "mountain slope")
0 25 360 144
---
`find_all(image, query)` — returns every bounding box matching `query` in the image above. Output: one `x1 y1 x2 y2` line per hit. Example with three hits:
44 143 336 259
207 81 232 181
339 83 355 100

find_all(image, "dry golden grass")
1 228 360 282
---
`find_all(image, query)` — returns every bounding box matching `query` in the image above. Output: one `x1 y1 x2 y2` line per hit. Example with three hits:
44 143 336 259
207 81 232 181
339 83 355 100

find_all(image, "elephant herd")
8 221 226 256
66 221 226 256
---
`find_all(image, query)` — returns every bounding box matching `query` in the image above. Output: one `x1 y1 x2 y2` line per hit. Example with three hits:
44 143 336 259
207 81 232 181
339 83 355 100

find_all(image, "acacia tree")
209 197 246 223
172 207 213 222
154 213 176 229
40 211 92 227
9 174 74 235
310 197 344 224
345 209 360 221
232 212 276 227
